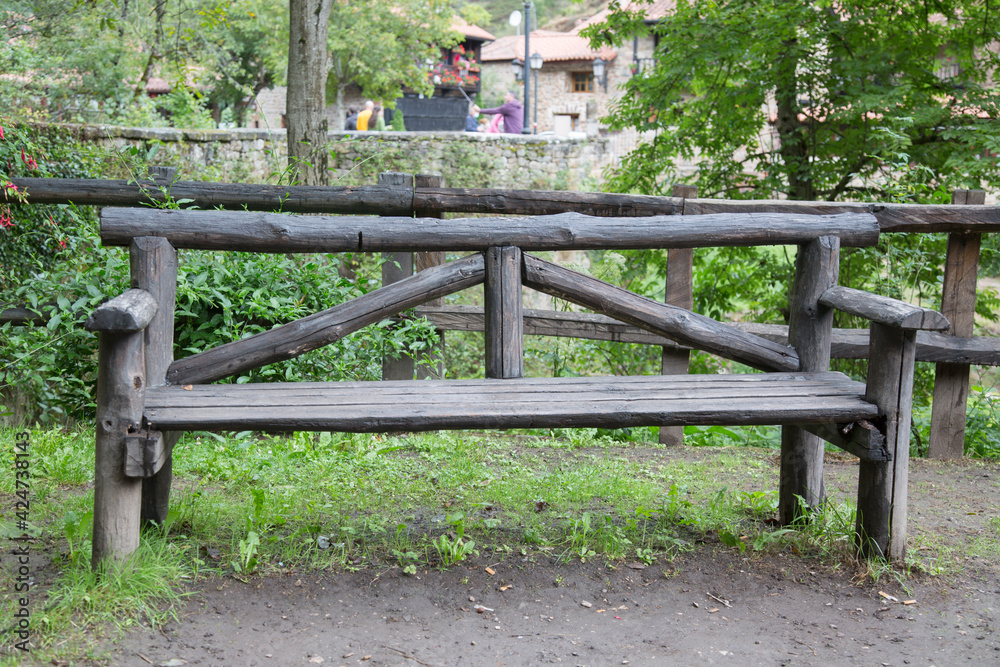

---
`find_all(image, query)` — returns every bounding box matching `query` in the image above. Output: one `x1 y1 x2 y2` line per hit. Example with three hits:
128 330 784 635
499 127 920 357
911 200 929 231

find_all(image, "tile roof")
571 0 676 33
481 30 616 63
452 15 496 42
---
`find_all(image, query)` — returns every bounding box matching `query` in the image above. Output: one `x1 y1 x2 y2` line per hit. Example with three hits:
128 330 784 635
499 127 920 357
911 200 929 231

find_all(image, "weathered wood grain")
856 323 917 560
412 187 683 217
522 254 800 372
92 330 145 568
930 189 986 459
124 430 167 478
143 372 877 433
684 198 1000 233
380 173 417 382
84 289 158 333
412 306 1000 365
130 237 180 525
10 177 414 214
781 237 840 524
166 254 485 385
801 421 888 462
100 208 881 252
660 184 698 446
820 286 950 331
485 246 523 379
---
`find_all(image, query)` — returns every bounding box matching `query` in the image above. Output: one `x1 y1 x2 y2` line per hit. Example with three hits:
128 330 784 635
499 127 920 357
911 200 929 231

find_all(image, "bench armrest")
819 286 950 331
84 289 158 333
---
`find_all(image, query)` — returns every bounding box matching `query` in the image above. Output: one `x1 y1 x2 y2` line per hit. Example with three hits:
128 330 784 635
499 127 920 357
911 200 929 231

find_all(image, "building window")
572 73 594 93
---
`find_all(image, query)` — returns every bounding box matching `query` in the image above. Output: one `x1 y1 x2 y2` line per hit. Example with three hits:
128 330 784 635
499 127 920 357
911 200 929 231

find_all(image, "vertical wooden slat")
485 246 524 379
414 174 446 380
779 236 839 524
380 172 416 381
929 189 985 459
659 185 698 445
130 237 178 526
92 331 146 568
856 323 916 559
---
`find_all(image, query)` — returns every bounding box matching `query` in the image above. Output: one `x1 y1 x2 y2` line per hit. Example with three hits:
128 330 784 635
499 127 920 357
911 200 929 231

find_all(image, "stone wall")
61 124 612 190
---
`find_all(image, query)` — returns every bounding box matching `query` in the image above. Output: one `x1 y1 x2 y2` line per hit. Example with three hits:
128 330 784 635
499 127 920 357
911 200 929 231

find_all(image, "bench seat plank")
144 372 876 434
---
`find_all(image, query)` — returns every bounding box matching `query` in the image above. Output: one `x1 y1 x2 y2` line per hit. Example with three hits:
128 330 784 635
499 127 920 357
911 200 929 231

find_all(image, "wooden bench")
85 204 948 568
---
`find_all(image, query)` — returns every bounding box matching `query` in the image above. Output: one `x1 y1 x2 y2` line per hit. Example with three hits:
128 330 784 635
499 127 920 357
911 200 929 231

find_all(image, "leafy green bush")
1 120 439 425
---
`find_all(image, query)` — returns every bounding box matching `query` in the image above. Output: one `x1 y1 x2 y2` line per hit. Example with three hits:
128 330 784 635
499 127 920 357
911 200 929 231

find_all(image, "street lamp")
592 57 608 93
511 58 524 82
529 51 543 134
522 0 533 134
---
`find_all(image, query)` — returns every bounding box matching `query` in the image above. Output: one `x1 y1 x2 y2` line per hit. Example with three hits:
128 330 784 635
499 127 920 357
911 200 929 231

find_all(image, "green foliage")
325 0 461 124
390 109 407 132
0 124 440 425
586 0 1000 201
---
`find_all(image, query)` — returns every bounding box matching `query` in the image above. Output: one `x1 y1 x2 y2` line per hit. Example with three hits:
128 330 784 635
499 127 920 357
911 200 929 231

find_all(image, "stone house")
479 0 671 134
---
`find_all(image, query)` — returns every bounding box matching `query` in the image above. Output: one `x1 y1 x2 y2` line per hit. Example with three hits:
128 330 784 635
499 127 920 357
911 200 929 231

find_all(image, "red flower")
0 124 5 140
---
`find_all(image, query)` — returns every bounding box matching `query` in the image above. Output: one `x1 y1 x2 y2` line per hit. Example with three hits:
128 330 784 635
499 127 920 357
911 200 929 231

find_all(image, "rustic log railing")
81 193 954 568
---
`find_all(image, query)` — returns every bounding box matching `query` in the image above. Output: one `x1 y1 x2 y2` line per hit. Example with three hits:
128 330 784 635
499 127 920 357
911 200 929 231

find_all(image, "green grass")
0 424 989 662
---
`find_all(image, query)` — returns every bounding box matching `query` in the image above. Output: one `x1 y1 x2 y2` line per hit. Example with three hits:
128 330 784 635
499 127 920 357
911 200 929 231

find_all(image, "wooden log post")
85 289 158 568
414 174 447 380
660 185 698 445
856 323 917 560
130 237 179 526
380 172 416 381
779 236 840 524
929 189 986 459
485 246 524 379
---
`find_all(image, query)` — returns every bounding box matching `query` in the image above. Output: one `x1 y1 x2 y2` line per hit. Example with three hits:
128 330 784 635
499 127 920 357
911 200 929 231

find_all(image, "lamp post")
530 51 543 134
592 57 608 93
522 0 532 134
511 58 524 82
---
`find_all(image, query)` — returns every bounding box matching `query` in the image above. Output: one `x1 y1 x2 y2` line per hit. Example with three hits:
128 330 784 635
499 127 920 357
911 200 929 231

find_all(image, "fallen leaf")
362 657 371 662
500 585 511 591
485 567 496 575
903 600 917 605
596 609 606 613
182 385 193 391
308 657 323 664
708 608 719 613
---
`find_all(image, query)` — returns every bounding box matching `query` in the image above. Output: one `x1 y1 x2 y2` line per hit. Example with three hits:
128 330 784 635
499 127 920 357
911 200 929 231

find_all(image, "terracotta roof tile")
481 31 616 63
452 15 496 42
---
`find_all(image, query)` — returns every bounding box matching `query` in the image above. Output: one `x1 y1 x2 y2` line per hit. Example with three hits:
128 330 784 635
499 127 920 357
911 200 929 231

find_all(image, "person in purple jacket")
480 91 524 135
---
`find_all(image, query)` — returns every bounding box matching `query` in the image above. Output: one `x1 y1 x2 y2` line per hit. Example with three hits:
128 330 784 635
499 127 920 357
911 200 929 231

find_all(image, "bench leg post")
779 236 838 524
485 246 524 379
856 323 916 560
92 330 146 569
132 237 179 526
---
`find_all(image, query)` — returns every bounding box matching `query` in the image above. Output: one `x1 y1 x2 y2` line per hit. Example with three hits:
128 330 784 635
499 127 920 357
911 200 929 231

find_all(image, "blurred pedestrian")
479 91 523 134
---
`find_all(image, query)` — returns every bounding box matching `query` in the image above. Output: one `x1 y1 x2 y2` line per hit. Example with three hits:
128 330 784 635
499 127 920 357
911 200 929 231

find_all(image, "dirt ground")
99 455 1000 667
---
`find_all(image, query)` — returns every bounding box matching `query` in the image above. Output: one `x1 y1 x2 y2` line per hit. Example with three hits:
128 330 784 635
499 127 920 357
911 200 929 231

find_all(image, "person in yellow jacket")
357 100 375 131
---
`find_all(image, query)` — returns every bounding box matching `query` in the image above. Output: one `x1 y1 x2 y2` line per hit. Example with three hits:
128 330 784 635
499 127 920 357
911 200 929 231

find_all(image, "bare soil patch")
96 451 1000 667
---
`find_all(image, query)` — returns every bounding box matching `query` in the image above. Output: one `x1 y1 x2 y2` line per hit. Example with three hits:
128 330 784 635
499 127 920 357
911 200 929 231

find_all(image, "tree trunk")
287 0 334 186
335 83 345 132
773 41 814 201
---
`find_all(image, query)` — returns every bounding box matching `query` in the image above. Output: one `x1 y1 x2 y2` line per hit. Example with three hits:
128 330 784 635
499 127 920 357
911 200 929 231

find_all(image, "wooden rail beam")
521 254 800 372
100 208 880 253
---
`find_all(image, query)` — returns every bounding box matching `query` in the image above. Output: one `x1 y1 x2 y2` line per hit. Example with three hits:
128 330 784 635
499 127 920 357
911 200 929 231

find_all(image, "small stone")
581 601 593 608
